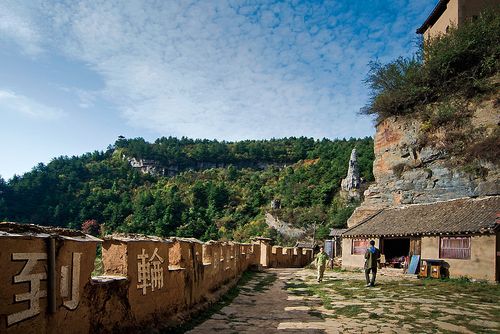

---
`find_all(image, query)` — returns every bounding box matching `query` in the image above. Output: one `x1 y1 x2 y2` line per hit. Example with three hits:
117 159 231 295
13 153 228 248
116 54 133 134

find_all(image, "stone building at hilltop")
416 0 499 41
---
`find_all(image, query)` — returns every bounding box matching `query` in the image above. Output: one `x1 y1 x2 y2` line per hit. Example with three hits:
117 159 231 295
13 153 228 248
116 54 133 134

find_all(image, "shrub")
361 9 500 122
425 10 500 85
362 57 428 120
420 100 471 129
81 219 100 236
392 163 406 178
466 127 500 165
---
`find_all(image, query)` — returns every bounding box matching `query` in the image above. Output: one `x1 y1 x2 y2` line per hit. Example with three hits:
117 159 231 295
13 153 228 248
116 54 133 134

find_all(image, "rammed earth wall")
0 223 312 334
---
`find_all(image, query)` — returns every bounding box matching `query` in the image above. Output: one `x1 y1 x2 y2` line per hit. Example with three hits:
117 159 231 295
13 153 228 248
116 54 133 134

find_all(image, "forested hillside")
0 136 374 243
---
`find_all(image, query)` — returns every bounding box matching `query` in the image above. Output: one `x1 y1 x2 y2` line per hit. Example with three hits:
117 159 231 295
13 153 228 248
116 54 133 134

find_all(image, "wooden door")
410 238 421 256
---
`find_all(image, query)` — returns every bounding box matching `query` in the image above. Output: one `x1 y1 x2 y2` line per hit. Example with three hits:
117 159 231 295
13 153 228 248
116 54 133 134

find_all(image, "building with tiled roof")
341 196 499 281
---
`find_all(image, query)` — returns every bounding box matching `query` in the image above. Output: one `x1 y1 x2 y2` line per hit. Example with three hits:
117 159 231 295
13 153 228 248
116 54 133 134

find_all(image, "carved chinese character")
136 248 164 295
137 249 151 295
8 253 47 326
149 248 164 292
60 252 82 310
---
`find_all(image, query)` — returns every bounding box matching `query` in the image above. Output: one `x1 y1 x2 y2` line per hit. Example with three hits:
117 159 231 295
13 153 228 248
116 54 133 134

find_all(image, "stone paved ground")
187 268 500 334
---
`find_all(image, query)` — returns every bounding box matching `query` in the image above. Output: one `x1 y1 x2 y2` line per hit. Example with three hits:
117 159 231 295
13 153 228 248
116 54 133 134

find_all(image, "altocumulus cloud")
0 90 66 120
0 0 432 140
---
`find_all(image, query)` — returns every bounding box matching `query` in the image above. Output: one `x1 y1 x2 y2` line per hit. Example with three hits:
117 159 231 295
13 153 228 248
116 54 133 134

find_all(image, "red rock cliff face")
348 99 499 228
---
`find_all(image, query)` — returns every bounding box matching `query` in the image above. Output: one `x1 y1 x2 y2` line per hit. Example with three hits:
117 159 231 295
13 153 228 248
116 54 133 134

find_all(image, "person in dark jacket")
364 240 381 287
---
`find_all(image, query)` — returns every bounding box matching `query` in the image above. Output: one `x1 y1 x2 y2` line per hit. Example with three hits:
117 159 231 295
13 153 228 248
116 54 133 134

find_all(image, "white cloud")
0 1 43 55
0 0 435 140
0 90 65 120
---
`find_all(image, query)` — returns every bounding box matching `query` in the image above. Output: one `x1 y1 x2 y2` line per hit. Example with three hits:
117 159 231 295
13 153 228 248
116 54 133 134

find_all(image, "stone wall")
0 223 312 334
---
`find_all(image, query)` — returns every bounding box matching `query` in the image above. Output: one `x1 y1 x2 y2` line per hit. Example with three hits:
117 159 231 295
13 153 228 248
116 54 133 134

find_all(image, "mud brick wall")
268 246 312 268
95 238 263 331
0 224 100 334
0 223 312 333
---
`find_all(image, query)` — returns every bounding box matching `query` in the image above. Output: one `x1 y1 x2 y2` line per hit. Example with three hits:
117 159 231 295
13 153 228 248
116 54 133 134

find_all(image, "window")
352 239 369 255
440 236 471 259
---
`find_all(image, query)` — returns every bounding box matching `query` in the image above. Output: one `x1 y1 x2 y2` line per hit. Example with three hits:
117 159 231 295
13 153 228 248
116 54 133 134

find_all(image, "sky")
0 0 437 180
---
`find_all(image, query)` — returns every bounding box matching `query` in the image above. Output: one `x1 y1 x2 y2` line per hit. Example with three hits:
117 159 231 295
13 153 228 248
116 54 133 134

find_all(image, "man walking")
364 240 380 287
316 246 328 282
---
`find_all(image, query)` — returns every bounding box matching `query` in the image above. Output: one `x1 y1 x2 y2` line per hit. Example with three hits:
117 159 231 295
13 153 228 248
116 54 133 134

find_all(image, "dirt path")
187 268 324 333
187 268 500 334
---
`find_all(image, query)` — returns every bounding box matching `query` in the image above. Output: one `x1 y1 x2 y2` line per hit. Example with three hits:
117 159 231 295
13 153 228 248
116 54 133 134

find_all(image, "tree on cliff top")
361 9 499 122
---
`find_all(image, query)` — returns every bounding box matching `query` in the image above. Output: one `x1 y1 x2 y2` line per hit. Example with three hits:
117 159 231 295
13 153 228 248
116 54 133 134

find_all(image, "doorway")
382 238 410 268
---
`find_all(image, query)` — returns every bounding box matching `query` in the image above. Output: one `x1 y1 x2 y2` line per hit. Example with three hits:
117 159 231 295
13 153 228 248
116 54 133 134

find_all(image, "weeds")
335 305 363 317
392 163 407 178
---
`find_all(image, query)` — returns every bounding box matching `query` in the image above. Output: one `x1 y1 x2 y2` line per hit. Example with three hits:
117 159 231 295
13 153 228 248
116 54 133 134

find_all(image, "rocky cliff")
348 95 499 227
340 148 363 200
126 156 289 177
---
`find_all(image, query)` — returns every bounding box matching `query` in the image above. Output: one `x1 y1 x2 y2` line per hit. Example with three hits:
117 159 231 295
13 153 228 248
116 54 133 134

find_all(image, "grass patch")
297 269 500 333
429 310 441 319
308 310 338 319
253 273 277 292
284 281 314 296
306 284 334 310
335 305 363 317
308 310 324 319
478 296 497 303
331 267 348 273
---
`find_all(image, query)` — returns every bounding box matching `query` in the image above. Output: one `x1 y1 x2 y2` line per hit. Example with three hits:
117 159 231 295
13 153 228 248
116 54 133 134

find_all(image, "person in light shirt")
315 246 328 283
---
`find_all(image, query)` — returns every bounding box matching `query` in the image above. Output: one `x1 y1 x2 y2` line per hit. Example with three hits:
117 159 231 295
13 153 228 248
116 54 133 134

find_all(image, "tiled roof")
343 196 500 238
329 228 348 237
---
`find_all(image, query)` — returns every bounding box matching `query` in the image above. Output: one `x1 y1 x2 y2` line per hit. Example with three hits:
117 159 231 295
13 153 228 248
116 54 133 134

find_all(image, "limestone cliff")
348 95 499 227
340 149 362 200
126 156 289 177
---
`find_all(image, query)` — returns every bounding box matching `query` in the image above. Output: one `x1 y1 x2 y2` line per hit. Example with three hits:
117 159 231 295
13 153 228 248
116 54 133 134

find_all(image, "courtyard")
186 268 500 334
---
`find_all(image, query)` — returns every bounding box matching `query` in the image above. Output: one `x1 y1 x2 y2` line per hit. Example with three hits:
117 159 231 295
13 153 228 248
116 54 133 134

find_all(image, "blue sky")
0 0 437 180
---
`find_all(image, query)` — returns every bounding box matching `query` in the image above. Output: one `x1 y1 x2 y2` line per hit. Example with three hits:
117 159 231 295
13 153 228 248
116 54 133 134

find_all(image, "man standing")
316 246 328 282
364 240 380 287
